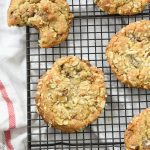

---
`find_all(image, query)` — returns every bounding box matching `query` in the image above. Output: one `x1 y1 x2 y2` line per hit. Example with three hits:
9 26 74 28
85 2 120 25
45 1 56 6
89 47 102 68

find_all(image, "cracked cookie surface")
95 0 149 15
36 56 107 132
8 0 73 48
124 108 150 150
106 20 150 89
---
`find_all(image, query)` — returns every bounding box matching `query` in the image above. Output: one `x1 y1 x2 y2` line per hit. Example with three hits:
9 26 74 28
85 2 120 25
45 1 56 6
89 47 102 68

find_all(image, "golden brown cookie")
8 0 73 48
106 20 150 89
94 0 149 15
36 56 107 132
124 108 150 150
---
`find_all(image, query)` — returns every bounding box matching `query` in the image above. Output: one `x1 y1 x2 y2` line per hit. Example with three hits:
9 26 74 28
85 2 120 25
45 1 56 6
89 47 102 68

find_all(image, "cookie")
8 0 73 48
94 0 149 15
35 56 107 132
124 108 150 150
106 20 150 89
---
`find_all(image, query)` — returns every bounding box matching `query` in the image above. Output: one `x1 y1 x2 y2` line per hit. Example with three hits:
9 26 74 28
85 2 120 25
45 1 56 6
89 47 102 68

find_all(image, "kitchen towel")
0 0 27 149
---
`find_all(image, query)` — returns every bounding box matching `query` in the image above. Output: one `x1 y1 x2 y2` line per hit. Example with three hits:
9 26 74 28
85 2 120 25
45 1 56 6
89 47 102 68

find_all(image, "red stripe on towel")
4 131 14 150
0 80 16 150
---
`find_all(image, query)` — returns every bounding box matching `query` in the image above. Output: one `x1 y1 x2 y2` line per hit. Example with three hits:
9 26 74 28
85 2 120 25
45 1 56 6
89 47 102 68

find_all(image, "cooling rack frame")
27 1 150 149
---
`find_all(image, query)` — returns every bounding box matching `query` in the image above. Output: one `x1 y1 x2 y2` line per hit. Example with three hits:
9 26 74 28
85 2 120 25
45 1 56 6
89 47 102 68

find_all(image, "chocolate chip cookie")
8 0 73 48
106 20 150 89
95 0 149 15
36 56 107 132
124 108 150 150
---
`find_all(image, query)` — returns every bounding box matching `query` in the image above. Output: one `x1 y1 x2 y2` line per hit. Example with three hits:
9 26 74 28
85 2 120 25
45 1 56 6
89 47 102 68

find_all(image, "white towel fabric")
0 0 27 149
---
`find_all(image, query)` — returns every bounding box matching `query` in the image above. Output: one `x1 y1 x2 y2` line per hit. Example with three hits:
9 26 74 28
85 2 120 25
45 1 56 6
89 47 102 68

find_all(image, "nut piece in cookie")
8 0 73 48
36 56 107 132
106 20 150 89
94 0 149 15
124 108 150 150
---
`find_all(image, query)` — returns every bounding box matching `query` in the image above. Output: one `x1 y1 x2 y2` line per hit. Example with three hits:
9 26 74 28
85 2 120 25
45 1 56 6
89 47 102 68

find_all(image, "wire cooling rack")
26 0 150 149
